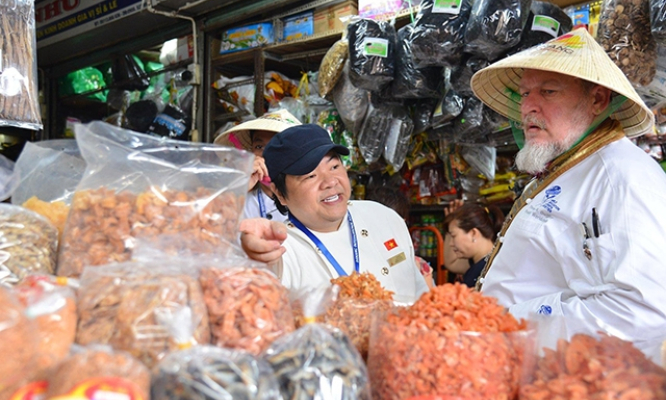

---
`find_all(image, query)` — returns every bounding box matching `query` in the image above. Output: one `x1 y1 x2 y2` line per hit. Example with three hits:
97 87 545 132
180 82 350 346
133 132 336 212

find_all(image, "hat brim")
279 143 350 179
470 28 654 138
213 110 302 149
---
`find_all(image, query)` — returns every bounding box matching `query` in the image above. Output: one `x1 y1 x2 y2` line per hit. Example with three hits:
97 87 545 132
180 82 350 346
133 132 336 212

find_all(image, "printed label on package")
532 15 561 37
433 0 462 14
362 38 389 57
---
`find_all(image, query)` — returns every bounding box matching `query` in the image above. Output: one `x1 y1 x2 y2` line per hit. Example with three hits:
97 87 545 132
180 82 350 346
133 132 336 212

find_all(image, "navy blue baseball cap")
263 124 350 182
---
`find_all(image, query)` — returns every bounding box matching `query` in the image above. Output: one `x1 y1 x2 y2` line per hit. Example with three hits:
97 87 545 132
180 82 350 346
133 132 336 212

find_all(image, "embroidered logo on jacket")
384 238 398 250
540 185 561 213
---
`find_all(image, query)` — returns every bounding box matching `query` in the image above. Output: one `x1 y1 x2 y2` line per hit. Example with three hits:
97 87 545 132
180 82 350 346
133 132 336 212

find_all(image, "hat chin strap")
509 94 627 150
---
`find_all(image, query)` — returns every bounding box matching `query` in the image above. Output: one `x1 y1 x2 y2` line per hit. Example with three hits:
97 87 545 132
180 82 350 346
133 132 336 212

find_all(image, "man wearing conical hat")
214 109 301 222
471 28 666 362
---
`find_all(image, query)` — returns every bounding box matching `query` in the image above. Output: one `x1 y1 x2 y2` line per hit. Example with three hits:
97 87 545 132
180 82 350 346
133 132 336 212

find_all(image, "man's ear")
591 85 612 116
271 182 286 205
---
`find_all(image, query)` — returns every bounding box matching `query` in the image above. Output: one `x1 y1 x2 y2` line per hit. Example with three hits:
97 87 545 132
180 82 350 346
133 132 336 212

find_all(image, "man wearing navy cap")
239 124 429 303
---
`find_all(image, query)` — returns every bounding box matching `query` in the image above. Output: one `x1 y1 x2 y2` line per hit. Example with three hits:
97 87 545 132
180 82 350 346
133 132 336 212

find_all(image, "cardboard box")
220 22 274 54
314 8 332 34
282 11 314 42
176 34 194 62
331 1 358 31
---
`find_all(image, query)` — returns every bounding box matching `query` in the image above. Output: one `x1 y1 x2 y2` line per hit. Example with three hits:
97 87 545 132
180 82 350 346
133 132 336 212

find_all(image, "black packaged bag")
410 98 439 134
450 55 490 97
464 0 532 60
510 1 573 54
409 0 473 68
650 0 666 44
390 25 443 99
147 103 191 140
348 18 397 92
112 54 150 91
452 96 484 142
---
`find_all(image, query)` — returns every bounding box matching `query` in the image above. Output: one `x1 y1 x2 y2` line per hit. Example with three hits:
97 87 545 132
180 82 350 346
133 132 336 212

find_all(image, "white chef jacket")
242 188 288 223
274 200 429 304
482 137 666 363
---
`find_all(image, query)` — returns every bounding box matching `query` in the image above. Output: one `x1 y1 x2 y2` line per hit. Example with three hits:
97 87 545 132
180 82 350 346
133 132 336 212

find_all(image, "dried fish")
152 346 281 400
263 324 371 400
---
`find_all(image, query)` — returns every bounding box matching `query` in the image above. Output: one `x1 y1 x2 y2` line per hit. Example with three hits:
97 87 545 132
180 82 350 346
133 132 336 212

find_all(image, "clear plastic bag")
598 0 657 87
57 121 253 277
432 90 465 128
12 139 84 207
76 261 211 368
199 260 295 355
411 98 439 134
520 333 666 399
452 96 484 142
332 61 370 135
263 285 371 400
0 204 58 285
348 18 397 92
46 345 151 400
383 106 415 171
0 0 43 130
0 286 38 399
651 0 666 44
358 103 390 164
14 276 76 379
0 154 15 202
464 0 532 60
391 24 443 99
153 346 282 400
319 39 349 98
460 145 497 180
409 0 473 68
367 283 533 400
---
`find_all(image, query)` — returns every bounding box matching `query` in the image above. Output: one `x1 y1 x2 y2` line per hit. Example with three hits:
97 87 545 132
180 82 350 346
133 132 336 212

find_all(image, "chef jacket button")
478 277 485 284
266 214 273 220
381 267 389 276
526 198 532 204
361 229 369 237
498 236 504 243
287 222 294 228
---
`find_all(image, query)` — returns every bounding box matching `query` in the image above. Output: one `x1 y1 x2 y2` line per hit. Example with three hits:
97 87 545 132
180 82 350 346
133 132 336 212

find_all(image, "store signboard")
35 0 144 48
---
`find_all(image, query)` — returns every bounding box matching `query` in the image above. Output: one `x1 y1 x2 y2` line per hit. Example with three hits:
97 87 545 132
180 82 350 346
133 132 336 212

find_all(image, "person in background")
366 186 435 289
238 124 429 303
443 203 504 288
214 110 301 222
469 28 666 361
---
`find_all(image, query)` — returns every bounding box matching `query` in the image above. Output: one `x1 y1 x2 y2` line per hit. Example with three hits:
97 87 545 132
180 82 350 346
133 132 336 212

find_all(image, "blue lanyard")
288 211 360 277
256 189 267 219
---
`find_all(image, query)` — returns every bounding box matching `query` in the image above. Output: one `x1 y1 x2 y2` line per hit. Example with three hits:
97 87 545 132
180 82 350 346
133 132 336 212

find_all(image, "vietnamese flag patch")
384 238 398 250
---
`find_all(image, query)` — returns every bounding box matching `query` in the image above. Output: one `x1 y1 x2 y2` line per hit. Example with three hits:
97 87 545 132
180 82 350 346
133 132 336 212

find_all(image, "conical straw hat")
213 109 302 149
471 27 654 138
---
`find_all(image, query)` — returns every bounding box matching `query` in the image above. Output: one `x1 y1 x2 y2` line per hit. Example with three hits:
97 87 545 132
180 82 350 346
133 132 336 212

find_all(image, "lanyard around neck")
288 211 360 277
256 188 267 219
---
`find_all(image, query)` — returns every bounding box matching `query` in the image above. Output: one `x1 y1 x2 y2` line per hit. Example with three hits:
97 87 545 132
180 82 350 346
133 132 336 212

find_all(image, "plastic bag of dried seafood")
0 204 58 285
391 24 443 99
323 273 395 360
0 286 38 399
12 139 84 238
368 283 534 400
450 55 490 98
408 0 473 68
198 257 296 355
510 1 573 54
76 261 211 368
15 275 77 378
57 121 254 277
383 105 415 171
520 332 666 399
332 60 370 135
347 18 396 92
152 346 282 400
263 285 372 400
319 39 349 98
46 344 150 399
464 0 532 60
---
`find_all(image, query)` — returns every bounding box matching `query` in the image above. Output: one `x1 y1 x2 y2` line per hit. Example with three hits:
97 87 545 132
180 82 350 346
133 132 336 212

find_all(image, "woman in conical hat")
468 28 666 363
214 110 301 221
